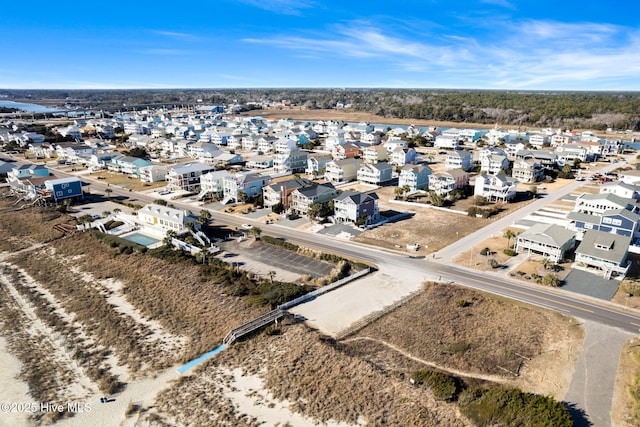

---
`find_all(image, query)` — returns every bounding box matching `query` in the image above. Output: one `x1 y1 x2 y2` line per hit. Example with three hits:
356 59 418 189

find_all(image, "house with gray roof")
138 203 197 234
305 153 333 178
515 223 576 262
573 193 638 216
357 162 393 185
567 208 640 240
334 191 379 224
474 173 518 202
166 162 215 192
290 183 338 215
600 181 640 200
399 164 432 192
574 230 631 279
262 177 311 210
515 150 558 169
108 155 153 178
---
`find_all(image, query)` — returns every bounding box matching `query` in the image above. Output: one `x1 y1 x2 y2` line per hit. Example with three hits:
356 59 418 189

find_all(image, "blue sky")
1 0 639 90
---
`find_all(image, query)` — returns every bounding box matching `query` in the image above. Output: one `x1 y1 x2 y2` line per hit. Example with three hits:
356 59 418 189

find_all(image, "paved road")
564 320 633 427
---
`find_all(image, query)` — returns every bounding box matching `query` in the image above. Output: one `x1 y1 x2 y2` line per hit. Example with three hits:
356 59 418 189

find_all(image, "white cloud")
480 0 515 9
238 0 315 15
152 30 199 40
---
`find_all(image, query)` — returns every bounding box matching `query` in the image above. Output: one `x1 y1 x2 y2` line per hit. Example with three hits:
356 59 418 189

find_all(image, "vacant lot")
350 283 584 400
354 183 542 255
612 336 640 427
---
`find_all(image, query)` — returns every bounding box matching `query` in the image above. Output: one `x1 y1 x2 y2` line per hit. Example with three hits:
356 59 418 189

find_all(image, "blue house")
45 177 83 202
7 164 49 181
568 208 640 241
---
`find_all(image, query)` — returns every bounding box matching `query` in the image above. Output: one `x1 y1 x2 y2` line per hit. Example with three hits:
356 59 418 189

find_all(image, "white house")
474 173 518 202
445 151 473 171
357 162 393 185
138 203 196 234
199 170 232 198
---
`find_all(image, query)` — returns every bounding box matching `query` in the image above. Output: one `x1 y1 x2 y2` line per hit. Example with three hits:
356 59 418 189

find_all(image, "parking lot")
217 239 336 283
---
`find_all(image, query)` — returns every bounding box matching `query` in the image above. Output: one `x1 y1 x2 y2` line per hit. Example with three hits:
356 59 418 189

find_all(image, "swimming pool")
122 232 161 247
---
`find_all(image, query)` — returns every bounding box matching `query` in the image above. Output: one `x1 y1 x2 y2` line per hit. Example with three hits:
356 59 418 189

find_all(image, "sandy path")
56 368 181 427
343 336 508 383
220 368 360 427
0 337 32 427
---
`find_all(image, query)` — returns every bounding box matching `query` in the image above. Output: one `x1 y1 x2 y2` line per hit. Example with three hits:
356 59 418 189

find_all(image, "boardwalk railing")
222 268 372 346
222 309 285 345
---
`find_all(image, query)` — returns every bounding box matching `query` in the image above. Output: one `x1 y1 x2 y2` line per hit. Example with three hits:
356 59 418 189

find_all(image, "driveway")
564 320 634 427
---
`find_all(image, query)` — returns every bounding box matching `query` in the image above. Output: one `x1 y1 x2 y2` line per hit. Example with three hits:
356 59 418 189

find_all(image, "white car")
241 223 252 230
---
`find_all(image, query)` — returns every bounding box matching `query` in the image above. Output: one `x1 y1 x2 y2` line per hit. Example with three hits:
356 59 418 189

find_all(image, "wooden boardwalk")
222 309 285 345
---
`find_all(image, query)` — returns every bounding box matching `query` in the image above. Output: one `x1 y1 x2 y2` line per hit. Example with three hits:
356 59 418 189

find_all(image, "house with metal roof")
574 230 631 279
515 223 576 262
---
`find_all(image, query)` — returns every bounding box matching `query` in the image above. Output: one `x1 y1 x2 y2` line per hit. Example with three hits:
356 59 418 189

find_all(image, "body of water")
0 100 64 113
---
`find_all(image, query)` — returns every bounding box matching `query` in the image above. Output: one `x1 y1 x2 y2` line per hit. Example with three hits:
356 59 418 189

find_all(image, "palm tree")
105 187 113 199
78 214 93 230
541 257 553 270
249 226 262 240
163 230 177 246
503 229 516 249
198 209 211 226
267 270 276 283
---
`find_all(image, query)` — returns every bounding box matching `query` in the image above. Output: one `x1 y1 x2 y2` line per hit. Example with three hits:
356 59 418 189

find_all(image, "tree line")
3 88 640 130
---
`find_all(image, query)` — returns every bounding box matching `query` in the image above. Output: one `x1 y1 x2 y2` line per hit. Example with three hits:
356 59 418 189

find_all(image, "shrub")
488 259 499 269
410 369 462 402
262 235 299 252
503 248 516 256
621 281 640 297
448 341 470 354
459 387 572 427
542 274 559 287
104 220 124 230
480 247 491 256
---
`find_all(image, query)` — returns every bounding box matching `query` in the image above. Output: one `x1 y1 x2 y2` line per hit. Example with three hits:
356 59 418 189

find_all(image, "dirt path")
343 336 509 384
